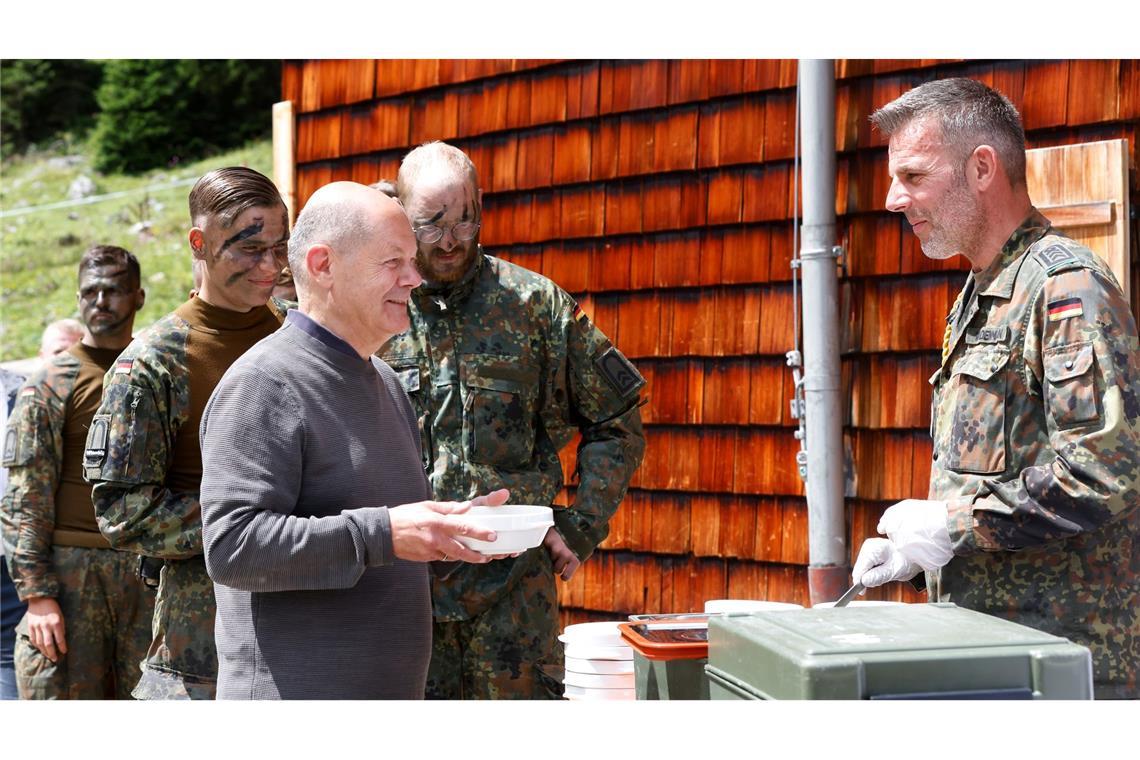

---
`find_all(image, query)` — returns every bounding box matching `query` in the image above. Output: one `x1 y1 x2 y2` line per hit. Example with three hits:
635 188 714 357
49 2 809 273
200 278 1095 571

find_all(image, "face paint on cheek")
224 263 259 287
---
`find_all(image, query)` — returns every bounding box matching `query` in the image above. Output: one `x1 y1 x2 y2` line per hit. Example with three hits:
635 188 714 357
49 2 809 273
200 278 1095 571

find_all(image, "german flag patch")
571 302 589 323
113 358 134 375
1047 297 1083 322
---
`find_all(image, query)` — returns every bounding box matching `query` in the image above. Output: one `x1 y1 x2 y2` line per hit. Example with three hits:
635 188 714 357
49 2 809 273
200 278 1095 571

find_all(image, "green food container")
619 619 710 700
705 603 1092 700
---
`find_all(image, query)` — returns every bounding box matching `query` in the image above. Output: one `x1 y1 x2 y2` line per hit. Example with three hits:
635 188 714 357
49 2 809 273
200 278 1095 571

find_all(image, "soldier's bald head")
397 141 479 204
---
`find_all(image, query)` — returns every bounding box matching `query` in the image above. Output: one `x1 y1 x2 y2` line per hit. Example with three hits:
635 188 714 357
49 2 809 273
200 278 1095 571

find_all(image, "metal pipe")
797 59 848 605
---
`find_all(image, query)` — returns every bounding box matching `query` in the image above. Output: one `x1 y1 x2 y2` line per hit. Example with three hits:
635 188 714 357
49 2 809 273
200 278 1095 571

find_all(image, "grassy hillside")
1 139 272 361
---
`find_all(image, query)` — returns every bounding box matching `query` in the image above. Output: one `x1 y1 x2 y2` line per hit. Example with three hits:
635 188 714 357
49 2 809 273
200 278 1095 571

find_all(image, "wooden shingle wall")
283 59 1140 627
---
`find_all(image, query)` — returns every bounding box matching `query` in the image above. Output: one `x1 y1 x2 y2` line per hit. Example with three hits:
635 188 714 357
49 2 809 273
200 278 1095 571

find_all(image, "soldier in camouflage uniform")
2 245 153 699
852 79 1140 699
83 168 292 699
380 142 647 699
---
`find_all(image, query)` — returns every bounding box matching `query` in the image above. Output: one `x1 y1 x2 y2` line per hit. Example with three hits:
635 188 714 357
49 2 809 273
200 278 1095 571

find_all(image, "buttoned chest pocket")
388 358 431 463
942 346 1011 475
462 357 539 470
1043 342 1100 429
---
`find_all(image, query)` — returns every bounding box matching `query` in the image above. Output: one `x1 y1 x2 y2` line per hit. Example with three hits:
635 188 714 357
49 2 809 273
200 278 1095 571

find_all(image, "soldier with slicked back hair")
3 244 151 699
852 78 1140 699
84 167 293 700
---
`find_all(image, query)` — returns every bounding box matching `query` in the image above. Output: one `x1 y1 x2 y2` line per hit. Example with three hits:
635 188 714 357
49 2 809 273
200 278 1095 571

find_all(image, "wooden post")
272 101 296 224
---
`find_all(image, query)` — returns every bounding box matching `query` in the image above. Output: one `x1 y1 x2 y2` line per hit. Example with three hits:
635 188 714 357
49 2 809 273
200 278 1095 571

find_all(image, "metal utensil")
832 581 865 608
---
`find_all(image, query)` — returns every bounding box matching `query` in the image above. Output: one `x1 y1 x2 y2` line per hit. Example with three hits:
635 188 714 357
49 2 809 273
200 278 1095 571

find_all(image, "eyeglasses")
412 221 480 245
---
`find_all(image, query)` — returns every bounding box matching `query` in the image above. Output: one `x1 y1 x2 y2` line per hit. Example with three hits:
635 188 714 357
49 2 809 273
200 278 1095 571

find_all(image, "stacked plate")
558 622 634 701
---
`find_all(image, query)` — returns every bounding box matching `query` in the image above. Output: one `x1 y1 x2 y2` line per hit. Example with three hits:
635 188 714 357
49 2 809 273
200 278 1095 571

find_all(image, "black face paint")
224 268 256 286
221 220 265 252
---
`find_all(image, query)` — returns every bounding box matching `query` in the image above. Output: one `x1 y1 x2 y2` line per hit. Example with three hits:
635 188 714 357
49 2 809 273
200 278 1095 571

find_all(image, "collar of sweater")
179 295 275 333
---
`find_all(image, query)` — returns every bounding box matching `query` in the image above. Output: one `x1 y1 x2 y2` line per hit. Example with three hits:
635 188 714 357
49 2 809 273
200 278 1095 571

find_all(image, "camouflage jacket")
82 297 290 697
379 253 646 621
928 209 1140 698
2 351 102 600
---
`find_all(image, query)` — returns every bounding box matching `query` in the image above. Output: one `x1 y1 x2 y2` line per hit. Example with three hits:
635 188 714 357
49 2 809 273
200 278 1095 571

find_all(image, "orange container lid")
618 620 709 661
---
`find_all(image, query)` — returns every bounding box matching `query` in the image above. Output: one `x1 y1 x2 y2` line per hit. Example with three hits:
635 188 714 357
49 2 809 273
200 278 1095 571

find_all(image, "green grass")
0 138 273 361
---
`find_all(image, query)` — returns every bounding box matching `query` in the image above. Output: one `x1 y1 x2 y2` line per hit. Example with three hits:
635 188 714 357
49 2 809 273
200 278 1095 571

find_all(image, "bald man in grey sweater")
200 183 508 699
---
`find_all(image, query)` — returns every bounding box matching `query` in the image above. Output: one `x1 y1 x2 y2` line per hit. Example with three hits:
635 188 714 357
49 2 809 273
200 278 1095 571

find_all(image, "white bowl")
455 505 553 555
704 599 803 614
563 643 633 661
563 671 636 689
559 621 626 647
564 656 634 675
563 684 635 701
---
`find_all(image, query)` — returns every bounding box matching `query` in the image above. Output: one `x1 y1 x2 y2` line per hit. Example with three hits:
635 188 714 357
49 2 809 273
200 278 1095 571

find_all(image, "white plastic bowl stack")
455 505 554 554
558 622 634 701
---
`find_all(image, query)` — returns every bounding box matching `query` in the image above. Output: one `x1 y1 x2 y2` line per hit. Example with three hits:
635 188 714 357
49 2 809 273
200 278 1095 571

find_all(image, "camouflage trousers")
14 545 154 699
132 555 217 700
426 553 564 700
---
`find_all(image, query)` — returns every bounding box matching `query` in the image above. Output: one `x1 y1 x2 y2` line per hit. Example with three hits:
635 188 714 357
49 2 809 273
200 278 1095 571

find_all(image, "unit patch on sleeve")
1047 297 1084 322
2 427 17 465
83 414 110 471
595 347 643 399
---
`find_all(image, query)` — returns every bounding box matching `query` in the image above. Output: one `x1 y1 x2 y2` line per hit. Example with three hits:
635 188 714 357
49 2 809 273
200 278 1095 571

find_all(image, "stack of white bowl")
558 621 634 701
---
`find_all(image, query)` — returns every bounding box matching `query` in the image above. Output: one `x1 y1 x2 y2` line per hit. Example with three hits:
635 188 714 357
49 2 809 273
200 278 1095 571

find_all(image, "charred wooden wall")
282 59 1140 625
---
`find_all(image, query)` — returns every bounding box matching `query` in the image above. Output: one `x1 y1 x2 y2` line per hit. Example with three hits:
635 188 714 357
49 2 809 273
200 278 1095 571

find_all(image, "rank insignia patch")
1048 297 1083 322
83 415 110 469
2 428 16 465
595 347 644 399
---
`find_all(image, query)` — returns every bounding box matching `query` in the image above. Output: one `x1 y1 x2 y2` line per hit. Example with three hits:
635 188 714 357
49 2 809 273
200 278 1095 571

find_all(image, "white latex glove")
852 538 922 588
877 499 953 571
851 499 954 589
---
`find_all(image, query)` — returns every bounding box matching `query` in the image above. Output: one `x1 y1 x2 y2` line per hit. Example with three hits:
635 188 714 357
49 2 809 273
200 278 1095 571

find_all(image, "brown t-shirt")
165 297 282 495
53 343 122 548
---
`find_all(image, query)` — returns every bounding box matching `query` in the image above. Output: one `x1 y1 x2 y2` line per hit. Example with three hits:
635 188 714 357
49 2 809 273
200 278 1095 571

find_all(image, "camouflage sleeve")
552 298 647 562
0 378 66 600
84 357 201 559
947 265 1140 553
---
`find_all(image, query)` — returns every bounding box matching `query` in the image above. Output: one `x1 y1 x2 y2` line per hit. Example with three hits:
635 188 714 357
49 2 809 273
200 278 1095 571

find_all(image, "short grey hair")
396 141 479 205
870 77 1027 187
286 194 374 290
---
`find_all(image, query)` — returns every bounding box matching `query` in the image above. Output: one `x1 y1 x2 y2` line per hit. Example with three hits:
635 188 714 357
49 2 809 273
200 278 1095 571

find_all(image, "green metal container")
705 603 1092 700
634 653 709 700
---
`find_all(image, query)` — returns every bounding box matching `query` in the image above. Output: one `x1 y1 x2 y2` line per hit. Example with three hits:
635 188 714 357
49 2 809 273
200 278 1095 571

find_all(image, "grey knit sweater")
200 313 432 699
